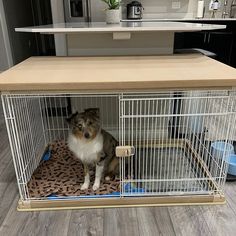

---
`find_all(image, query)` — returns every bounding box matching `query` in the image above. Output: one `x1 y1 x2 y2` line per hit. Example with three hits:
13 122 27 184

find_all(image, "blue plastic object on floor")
46 183 145 200
211 141 234 162
227 154 236 176
124 183 145 193
47 191 120 200
42 149 51 161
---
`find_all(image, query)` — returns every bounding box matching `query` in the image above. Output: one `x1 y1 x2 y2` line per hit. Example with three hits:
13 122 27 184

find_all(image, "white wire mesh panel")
120 90 236 197
1 94 47 199
1 90 235 201
1 92 119 201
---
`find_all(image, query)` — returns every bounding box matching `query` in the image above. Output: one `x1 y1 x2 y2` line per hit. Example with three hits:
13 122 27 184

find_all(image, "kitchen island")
15 22 226 56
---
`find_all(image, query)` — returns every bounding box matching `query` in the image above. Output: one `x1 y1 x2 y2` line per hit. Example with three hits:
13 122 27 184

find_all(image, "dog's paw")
105 176 111 181
92 183 100 191
81 183 89 190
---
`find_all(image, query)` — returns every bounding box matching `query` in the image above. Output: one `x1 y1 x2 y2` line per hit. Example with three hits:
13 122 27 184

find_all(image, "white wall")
121 0 233 19
203 0 234 18
122 0 197 19
0 0 13 71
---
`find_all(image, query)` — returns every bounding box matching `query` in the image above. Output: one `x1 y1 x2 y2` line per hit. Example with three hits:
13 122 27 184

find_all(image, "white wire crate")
1 90 235 207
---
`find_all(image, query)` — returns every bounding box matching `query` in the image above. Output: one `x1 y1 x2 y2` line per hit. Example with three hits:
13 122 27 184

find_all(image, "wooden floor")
1 105 236 236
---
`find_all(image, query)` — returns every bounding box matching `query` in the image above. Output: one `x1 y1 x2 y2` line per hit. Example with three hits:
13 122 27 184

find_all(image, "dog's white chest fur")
68 132 103 164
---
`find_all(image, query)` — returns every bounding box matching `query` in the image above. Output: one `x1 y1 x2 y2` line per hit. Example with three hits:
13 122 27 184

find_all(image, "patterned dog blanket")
27 140 120 198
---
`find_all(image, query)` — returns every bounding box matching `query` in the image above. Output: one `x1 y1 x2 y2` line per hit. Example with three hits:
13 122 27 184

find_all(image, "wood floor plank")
153 207 176 236
115 208 140 236
168 206 212 236
0 197 30 235
33 210 72 236
104 208 140 236
224 182 236 215
68 209 103 236
0 182 18 226
0 197 72 236
136 207 162 236
103 208 121 236
199 203 236 235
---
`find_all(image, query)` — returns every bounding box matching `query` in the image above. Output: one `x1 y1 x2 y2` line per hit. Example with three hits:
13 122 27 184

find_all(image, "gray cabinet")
175 20 236 68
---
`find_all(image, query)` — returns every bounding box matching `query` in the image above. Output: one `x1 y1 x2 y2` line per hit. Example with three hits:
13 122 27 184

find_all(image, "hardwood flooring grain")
153 207 176 236
68 209 103 236
199 204 236 236
0 199 72 236
136 207 162 236
169 206 212 236
103 208 140 236
0 182 17 226
225 182 236 215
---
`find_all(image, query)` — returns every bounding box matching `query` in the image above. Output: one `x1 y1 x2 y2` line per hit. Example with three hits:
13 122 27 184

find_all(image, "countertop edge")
14 22 226 34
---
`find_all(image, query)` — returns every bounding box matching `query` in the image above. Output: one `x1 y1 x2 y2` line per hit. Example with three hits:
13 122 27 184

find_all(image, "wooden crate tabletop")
0 54 236 92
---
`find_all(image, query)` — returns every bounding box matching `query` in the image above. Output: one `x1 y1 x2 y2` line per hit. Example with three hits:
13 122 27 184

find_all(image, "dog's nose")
84 132 90 139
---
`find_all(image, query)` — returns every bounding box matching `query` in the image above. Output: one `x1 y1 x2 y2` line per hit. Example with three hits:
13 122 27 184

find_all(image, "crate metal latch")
116 146 135 157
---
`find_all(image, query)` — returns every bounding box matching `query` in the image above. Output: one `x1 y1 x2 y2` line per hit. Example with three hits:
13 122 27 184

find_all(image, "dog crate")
1 89 236 211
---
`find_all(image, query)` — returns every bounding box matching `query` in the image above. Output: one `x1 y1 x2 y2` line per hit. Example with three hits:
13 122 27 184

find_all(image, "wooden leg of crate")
17 194 226 212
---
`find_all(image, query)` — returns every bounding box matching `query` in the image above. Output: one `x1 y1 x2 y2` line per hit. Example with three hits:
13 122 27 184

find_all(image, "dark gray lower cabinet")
175 20 236 68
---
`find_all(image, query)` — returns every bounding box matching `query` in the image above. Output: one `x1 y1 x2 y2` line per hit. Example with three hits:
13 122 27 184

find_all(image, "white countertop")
121 18 236 22
15 22 226 34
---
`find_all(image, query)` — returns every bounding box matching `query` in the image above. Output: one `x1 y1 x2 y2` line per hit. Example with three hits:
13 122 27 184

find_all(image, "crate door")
119 94 175 197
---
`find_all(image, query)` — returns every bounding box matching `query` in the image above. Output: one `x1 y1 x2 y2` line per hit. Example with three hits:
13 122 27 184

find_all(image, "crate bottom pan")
17 194 225 211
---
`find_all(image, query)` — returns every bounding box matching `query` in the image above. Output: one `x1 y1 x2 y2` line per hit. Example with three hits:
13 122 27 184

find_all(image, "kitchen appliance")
127 1 143 20
64 0 90 22
230 0 236 18
209 0 220 18
209 0 220 11
63 0 105 22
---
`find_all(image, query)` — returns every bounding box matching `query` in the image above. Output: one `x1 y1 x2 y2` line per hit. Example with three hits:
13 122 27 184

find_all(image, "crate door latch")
116 146 135 157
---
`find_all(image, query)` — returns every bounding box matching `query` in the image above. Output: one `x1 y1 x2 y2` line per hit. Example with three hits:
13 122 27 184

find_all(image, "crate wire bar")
1 90 235 204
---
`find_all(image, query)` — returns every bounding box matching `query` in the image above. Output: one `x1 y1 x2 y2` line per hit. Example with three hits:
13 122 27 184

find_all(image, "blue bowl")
211 141 234 162
227 154 236 176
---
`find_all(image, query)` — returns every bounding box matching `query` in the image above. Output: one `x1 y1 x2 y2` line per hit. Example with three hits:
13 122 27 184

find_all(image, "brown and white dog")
67 108 118 191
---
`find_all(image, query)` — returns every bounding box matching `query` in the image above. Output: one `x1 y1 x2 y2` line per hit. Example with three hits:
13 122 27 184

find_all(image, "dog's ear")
84 108 100 118
66 111 79 125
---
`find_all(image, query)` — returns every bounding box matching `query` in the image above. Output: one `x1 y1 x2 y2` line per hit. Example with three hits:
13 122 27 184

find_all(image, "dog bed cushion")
27 140 120 198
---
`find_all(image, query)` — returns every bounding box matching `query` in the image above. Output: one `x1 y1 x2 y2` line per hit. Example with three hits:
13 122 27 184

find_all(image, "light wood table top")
0 54 236 92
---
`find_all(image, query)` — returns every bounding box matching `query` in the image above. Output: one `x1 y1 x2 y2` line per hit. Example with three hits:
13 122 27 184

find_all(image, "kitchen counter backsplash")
121 0 234 20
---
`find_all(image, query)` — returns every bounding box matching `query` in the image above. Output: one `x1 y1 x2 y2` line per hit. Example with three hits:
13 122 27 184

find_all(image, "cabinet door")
175 32 208 50
206 32 234 65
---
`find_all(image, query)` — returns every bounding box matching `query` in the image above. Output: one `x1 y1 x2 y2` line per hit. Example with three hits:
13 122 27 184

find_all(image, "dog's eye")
77 124 82 130
88 121 93 125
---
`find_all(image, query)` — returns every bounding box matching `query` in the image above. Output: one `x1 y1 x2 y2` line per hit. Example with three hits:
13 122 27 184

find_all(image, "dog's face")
67 108 100 141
